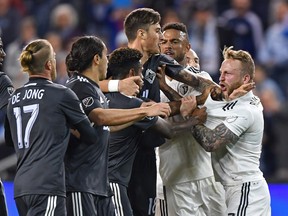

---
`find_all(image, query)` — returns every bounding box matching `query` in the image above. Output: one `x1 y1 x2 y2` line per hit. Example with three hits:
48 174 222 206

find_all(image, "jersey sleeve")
159 54 184 78
60 88 89 126
70 82 103 116
223 108 253 137
0 73 14 111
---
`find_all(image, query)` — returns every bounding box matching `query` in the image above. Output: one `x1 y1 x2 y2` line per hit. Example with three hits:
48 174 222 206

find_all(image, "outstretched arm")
192 123 239 152
88 102 171 127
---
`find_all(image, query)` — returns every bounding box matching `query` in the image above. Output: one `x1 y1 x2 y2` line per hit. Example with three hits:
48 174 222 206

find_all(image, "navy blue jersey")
141 54 184 102
105 92 158 187
140 54 184 148
5 78 88 198
65 73 111 197
0 72 14 112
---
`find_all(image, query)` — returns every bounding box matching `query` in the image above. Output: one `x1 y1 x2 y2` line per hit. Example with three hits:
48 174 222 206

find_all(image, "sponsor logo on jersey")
222 101 238 111
144 69 156 84
82 97 94 108
177 83 189 95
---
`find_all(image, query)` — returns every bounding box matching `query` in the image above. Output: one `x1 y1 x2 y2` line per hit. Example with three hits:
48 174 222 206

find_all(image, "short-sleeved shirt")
0 72 14 112
105 92 158 187
65 73 111 197
5 78 88 198
204 91 265 185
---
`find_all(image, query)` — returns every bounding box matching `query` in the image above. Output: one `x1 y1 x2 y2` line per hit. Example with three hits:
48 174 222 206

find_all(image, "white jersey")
159 70 214 185
204 91 264 185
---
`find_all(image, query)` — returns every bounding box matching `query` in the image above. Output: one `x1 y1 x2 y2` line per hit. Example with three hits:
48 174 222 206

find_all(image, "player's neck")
128 41 149 63
82 69 100 84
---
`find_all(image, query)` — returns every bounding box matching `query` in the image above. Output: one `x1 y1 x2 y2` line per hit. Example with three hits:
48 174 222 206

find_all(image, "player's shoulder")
0 71 11 81
66 74 94 90
231 93 263 117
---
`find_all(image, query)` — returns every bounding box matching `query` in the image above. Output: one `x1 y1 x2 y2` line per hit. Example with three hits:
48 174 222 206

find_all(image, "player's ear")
93 54 100 65
137 29 146 39
46 60 52 70
243 74 251 84
128 68 135 77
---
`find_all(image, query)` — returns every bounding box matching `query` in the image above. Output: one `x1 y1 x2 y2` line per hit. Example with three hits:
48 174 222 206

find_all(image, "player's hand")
141 101 156 107
119 76 143 96
146 102 171 118
156 64 168 89
228 82 255 101
180 95 197 118
191 107 207 125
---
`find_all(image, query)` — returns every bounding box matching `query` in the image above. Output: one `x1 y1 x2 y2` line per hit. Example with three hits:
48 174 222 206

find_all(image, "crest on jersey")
177 83 189 96
7 87 14 95
82 97 94 108
144 69 156 84
225 116 238 123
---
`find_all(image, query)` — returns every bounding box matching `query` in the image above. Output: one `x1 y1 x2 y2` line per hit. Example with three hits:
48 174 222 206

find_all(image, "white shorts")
224 179 271 216
165 176 226 216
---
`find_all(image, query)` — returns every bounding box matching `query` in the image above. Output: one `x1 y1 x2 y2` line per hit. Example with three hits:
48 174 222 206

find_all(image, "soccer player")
157 22 226 216
123 8 231 215
106 47 205 216
64 36 172 216
117 8 253 215
0 37 13 216
4 39 99 216
192 46 271 216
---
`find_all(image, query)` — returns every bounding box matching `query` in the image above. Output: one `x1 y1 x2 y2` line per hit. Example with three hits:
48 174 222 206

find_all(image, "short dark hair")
66 36 104 73
162 22 190 42
124 8 161 42
107 47 143 79
162 22 188 34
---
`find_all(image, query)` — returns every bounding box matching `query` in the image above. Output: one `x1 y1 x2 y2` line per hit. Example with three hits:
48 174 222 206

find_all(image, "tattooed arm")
192 123 239 152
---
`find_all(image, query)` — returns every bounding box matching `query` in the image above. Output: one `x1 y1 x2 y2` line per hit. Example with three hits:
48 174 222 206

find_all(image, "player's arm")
157 65 216 105
73 118 99 145
151 108 206 139
109 122 137 132
192 123 239 152
88 102 171 127
99 76 143 96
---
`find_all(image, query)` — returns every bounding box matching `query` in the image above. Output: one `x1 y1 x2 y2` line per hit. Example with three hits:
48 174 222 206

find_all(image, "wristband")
108 80 119 92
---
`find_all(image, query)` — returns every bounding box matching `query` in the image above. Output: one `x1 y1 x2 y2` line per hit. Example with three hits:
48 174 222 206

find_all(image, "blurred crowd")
0 0 288 182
